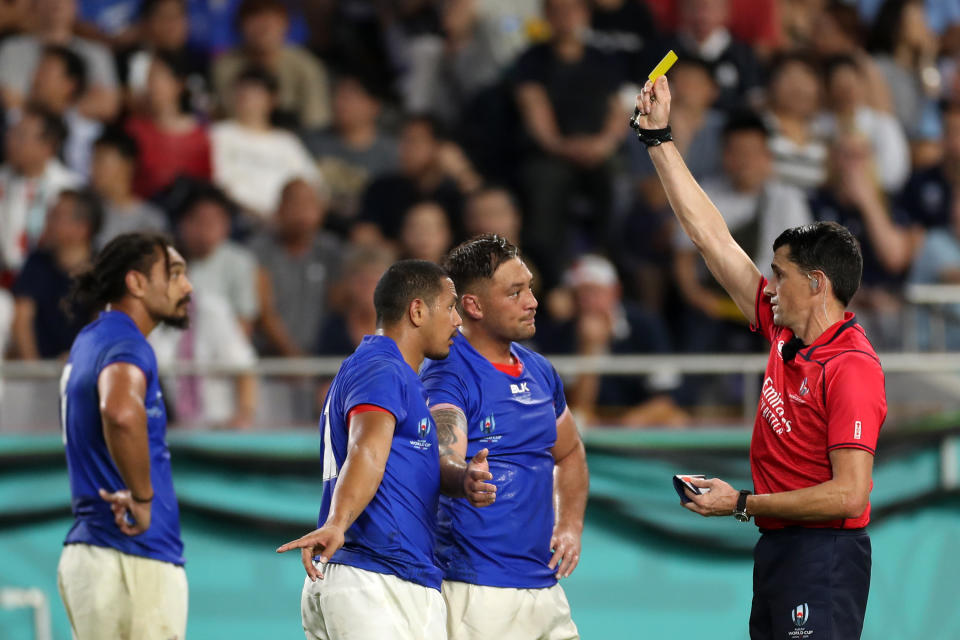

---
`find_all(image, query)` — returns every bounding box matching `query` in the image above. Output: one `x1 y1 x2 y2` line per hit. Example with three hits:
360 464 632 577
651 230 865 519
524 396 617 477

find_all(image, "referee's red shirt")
749 278 887 530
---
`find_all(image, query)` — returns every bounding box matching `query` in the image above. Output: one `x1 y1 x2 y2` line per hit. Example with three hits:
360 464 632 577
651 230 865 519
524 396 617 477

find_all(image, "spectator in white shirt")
0 105 82 273
211 66 320 222
818 54 911 193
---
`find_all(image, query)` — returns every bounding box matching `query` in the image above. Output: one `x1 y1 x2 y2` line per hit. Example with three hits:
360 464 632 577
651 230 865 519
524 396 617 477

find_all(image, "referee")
634 77 885 639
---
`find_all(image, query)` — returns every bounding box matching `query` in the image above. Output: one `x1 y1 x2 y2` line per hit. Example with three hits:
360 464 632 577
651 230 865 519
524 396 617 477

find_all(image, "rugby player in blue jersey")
420 235 589 640
277 260 495 639
57 232 193 640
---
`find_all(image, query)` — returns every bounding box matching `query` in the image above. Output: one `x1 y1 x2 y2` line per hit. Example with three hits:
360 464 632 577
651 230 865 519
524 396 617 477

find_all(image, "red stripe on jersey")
347 404 392 426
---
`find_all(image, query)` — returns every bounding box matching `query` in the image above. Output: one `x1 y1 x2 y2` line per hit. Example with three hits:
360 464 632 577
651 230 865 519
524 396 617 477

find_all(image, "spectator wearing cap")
89 128 168 250
212 0 331 130
0 0 120 121
10 189 100 359
175 186 260 334
0 105 82 274
125 50 211 199
302 73 398 230
674 111 812 353
537 254 688 427
26 44 101 177
211 66 320 222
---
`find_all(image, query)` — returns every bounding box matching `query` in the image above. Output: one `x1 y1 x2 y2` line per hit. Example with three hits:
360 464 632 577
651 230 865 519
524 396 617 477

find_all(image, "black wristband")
132 492 154 504
629 107 673 147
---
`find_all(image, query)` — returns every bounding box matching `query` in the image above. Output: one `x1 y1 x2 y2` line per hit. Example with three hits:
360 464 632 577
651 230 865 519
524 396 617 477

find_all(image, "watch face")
734 513 750 522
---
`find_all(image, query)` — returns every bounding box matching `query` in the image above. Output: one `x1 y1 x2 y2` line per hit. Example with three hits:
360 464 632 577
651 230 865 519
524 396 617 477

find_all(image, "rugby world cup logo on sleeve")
418 418 431 439
479 414 502 443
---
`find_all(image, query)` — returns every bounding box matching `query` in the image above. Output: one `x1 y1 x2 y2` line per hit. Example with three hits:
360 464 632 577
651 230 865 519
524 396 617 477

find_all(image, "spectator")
666 0 763 111
302 73 398 228
464 186 523 245
673 111 812 350
26 44 101 176
537 254 689 427
867 0 942 139
355 115 479 245
513 0 626 286
175 186 260 333
0 0 119 121
10 189 100 359
398 201 453 263
400 0 507 127
818 54 910 192
899 103 960 232
124 0 210 118
588 0 660 82
149 292 258 429
808 133 923 347
212 0 331 129
763 53 830 191
0 105 81 273
316 246 393 355
125 50 212 199
251 178 343 356
810 0 893 113
89 128 168 250
211 67 320 221
647 0 781 58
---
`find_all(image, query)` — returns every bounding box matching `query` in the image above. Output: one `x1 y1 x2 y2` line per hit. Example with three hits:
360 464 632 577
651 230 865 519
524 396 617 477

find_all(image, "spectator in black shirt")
513 0 626 287
10 189 101 359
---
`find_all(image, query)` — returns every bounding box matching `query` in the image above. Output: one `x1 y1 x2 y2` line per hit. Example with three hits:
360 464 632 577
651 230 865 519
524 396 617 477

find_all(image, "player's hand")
548 524 583 579
276 524 345 581
633 76 671 131
464 448 496 507
98 488 151 536
682 477 738 517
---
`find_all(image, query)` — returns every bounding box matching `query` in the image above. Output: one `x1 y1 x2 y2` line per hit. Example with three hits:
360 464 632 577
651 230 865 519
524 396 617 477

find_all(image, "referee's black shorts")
749 527 871 640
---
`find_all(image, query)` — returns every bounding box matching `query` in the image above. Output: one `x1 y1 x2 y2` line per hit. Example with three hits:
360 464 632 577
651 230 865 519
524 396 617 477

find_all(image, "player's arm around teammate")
549 408 588 579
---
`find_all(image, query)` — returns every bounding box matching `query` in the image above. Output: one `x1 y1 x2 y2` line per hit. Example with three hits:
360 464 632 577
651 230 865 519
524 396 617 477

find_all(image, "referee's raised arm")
633 77 763 326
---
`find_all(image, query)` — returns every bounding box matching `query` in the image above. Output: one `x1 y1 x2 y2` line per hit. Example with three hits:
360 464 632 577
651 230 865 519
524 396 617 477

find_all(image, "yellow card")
648 50 678 83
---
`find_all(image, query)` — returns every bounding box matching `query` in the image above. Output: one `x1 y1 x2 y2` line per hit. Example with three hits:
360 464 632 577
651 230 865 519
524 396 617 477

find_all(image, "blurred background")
1 0 960 637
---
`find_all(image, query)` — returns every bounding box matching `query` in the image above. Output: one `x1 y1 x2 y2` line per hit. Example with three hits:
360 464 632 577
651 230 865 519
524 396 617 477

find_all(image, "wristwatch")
734 490 752 522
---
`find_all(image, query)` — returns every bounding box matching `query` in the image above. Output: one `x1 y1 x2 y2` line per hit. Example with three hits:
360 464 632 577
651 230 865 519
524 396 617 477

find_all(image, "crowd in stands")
3 0 960 427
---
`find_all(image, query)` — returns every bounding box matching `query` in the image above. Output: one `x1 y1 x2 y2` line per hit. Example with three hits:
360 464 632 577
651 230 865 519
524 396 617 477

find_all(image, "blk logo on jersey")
409 417 433 451
479 414 502 444
787 603 814 639
510 382 530 395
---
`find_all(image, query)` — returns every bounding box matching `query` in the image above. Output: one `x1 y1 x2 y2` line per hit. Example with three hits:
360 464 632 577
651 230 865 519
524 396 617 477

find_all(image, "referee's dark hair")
773 222 863 306
443 234 520 296
373 260 449 328
68 232 173 316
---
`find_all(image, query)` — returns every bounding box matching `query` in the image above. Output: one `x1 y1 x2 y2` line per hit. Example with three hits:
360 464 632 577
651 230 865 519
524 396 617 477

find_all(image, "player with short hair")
57 232 193 640
634 76 885 639
277 259 494 640
420 234 588 640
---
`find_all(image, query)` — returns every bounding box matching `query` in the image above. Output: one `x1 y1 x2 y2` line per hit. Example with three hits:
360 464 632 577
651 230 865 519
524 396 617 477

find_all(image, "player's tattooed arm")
432 405 496 506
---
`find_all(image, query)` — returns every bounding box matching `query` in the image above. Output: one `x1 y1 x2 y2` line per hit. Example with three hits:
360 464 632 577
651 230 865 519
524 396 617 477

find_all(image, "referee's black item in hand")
673 474 708 504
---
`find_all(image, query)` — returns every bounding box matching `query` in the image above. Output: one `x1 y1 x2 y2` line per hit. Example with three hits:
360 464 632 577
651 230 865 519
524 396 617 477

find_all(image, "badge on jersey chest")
478 414 502 444
409 417 433 451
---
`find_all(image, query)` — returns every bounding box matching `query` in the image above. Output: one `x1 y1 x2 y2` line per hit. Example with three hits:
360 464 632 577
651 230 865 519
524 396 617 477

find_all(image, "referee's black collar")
794 313 858 362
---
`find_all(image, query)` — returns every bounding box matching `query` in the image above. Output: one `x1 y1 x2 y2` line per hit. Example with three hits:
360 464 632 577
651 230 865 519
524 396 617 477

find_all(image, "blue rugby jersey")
420 333 566 588
62 310 184 565
317 335 443 590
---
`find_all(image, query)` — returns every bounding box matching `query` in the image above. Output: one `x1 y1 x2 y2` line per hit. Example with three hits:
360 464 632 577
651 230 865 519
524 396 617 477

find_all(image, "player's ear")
459 294 482 321
408 297 427 327
124 269 147 299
